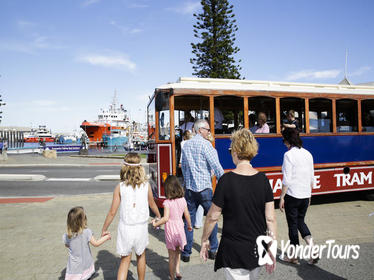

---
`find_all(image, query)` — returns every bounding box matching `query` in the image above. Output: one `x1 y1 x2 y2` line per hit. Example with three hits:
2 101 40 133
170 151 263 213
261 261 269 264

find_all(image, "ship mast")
112 90 118 113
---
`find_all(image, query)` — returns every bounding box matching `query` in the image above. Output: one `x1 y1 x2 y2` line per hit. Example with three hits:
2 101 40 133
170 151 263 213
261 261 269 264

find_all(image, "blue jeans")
182 188 218 257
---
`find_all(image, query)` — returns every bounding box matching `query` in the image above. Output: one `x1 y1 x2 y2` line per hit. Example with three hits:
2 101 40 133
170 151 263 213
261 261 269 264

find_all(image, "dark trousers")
284 194 311 246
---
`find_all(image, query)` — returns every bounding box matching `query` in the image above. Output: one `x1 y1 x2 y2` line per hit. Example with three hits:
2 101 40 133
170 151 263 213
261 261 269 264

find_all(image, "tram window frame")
280 97 305 133
248 96 276 134
214 96 244 135
336 99 358 132
155 92 171 140
362 99 374 132
309 98 333 133
147 95 156 140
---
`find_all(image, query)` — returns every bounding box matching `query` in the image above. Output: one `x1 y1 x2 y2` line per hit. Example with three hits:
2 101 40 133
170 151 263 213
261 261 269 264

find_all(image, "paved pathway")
1 154 374 279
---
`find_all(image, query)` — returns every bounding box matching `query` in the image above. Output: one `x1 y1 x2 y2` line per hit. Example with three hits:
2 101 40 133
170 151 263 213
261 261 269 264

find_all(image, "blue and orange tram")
147 77 374 207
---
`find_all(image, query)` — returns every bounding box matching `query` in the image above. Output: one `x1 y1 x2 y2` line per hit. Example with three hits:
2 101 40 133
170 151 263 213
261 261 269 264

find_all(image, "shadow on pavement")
145 247 169 279
277 248 346 280
58 268 66 280
296 260 346 280
95 250 135 280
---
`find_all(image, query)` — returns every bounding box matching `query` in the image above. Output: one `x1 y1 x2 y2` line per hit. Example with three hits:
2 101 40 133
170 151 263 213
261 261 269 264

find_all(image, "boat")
24 125 55 143
102 128 129 147
80 92 130 144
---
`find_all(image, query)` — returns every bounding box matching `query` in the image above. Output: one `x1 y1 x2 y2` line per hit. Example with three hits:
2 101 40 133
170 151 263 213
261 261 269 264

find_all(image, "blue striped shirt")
181 134 224 192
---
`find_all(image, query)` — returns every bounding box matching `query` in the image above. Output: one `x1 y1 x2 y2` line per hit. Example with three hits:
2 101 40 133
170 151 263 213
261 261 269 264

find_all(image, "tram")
147 77 374 207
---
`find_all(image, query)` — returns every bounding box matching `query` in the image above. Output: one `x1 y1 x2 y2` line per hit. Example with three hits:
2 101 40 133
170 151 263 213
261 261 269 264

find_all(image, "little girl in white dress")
101 153 161 280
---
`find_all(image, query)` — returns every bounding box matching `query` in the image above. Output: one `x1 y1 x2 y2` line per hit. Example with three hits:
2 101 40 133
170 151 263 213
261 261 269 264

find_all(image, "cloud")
17 20 37 29
0 41 35 54
285 69 341 81
32 100 57 107
78 53 136 71
130 28 143 34
167 1 200 15
0 34 64 54
129 3 149 8
82 0 100 7
110 20 143 35
350 66 371 77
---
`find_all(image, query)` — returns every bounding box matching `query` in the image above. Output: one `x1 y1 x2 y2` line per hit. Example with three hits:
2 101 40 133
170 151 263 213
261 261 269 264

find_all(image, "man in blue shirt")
181 119 224 262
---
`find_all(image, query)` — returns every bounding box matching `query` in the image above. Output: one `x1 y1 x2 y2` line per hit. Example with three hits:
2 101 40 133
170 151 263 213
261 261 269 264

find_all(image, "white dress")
117 182 149 256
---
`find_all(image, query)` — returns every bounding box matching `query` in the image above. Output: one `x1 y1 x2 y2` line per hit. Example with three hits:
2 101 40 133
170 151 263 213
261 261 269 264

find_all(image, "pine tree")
190 0 242 79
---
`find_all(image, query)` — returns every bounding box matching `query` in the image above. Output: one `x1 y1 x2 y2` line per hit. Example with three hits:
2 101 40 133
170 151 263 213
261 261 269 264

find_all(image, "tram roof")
156 77 374 96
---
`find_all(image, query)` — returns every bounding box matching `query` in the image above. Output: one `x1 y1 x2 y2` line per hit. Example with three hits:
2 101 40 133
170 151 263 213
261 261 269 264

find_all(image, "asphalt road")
0 166 120 197
0 166 120 177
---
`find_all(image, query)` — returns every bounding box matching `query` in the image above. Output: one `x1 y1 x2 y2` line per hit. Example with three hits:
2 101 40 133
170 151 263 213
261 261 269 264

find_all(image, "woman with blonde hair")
101 153 161 280
200 129 277 280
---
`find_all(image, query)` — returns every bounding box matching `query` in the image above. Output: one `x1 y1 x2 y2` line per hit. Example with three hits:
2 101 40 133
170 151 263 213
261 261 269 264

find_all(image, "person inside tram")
214 107 224 134
179 111 195 133
282 110 300 131
362 112 374 132
249 113 256 132
250 112 270 134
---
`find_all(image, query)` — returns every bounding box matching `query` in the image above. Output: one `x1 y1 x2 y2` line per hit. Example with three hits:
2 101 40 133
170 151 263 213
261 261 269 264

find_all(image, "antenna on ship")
339 49 351 85
112 89 118 112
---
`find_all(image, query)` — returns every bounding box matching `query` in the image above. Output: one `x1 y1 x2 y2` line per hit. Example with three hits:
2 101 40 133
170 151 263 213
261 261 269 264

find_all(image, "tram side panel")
215 135 374 198
148 144 172 208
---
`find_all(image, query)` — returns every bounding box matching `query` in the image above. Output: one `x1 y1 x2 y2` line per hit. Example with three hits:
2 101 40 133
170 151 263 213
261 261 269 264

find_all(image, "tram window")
174 95 209 171
336 99 358 132
158 111 170 140
214 96 243 134
147 96 156 140
248 96 276 133
155 91 171 140
309 98 332 133
362 99 374 132
280 97 305 132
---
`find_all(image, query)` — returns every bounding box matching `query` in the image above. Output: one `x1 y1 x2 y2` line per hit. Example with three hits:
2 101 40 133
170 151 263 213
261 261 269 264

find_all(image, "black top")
212 171 274 271
283 119 300 131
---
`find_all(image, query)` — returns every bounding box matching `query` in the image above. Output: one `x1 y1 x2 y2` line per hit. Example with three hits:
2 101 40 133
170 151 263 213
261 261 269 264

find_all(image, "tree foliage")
190 0 242 79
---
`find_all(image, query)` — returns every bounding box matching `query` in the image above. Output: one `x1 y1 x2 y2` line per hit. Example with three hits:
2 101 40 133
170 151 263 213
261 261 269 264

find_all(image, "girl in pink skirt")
153 175 192 280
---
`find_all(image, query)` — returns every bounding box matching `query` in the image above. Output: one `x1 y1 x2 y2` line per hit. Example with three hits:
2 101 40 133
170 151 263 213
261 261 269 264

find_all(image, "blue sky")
0 0 373 132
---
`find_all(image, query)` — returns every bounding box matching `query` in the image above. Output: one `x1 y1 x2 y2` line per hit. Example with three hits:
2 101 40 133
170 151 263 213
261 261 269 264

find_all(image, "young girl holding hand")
152 175 192 280
101 153 161 280
63 206 111 280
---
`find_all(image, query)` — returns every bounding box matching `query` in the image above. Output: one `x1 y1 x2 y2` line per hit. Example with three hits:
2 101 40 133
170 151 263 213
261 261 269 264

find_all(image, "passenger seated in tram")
282 110 300 131
250 112 270 134
179 111 194 133
249 113 256 132
363 112 374 132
